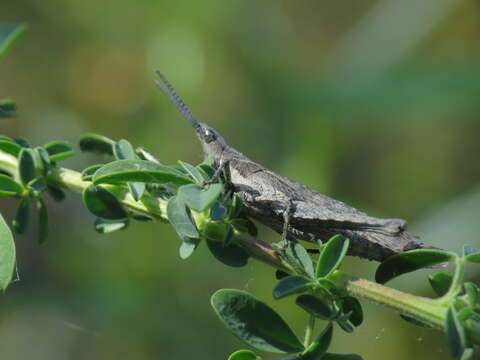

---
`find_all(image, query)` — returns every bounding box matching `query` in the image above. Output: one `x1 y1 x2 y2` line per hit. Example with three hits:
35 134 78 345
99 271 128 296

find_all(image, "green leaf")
316 235 349 278
198 163 216 179
113 139 136 160
230 218 258 237
94 218 129 234
166 195 199 238
81 164 103 181
178 236 200 259
322 353 363 360
93 159 192 186
13 196 30 234
446 306 466 358
461 348 474 360
300 323 333 360
79 133 114 155
464 248 480 263
228 350 261 360
296 294 338 320
36 147 51 176
27 177 46 192
375 249 456 284
14 138 30 148
428 272 452 297
82 185 128 220
128 182 146 201
229 194 243 219
46 185 65 202
37 198 48 244
210 202 228 220
341 297 363 327
211 289 304 354
179 160 205 184
335 311 355 333
112 140 146 199
136 147 160 163
273 276 313 300
464 282 479 306
178 183 223 212
283 242 315 278
0 175 23 196
0 140 22 156
206 238 249 267
463 245 480 257
18 148 37 186
0 99 16 118
0 23 28 61
0 213 16 290
44 141 74 162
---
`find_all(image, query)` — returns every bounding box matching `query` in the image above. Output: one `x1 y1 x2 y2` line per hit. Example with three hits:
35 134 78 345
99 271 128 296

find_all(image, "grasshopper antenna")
155 71 202 132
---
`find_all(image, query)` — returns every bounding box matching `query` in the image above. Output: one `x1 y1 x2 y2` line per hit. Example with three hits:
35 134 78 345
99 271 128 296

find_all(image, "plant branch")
2 149 478 345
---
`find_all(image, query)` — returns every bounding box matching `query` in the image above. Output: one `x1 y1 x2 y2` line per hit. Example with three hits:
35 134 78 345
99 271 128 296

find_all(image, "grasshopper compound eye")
204 128 217 143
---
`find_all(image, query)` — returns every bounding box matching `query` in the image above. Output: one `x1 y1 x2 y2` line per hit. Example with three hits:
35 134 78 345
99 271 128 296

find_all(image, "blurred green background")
2 1 480 359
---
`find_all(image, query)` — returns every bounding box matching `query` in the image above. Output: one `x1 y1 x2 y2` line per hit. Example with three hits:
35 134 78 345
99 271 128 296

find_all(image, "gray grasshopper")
155 72 427 262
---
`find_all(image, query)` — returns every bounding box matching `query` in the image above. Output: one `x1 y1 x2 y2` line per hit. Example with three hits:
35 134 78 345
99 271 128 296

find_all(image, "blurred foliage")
2 0 480 359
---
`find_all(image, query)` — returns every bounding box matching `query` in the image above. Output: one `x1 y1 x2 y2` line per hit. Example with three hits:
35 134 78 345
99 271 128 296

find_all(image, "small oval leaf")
44 141 74 162
0 140 22 156
296 294 337 320
27 177 46 192
179 160 204 184
94 218 129 234
18 148 37 186
136 147 160 163
128 182 146 201
206 238 249 267
82 185 128 220
283 242 314 278
211 289 304 354
81 164 103 181
0 23 28 60
228 350 260 360
113 139 136 160
446 306 466 358
0 99 16 118
93 160 192 186
79 133 114 155
375 249 456 284
428 272 452 297
166 195 199 238
13 196 30 234
273 276 313 300
0 175 23 196
179 237 200 260
316 235 349 278
341 297 363 327
0 213 16 290
178 183 224 212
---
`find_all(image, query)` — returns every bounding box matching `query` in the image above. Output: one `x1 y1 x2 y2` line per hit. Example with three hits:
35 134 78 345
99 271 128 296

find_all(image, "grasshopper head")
197 122 227 162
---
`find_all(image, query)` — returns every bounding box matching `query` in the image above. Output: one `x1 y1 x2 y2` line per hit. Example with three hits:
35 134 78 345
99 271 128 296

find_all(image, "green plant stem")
441 257 465 302
304 315 316 348
2 149 480 345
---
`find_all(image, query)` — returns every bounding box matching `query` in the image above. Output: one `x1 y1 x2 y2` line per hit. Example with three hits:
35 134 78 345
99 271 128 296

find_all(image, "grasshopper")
155 71 427 262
